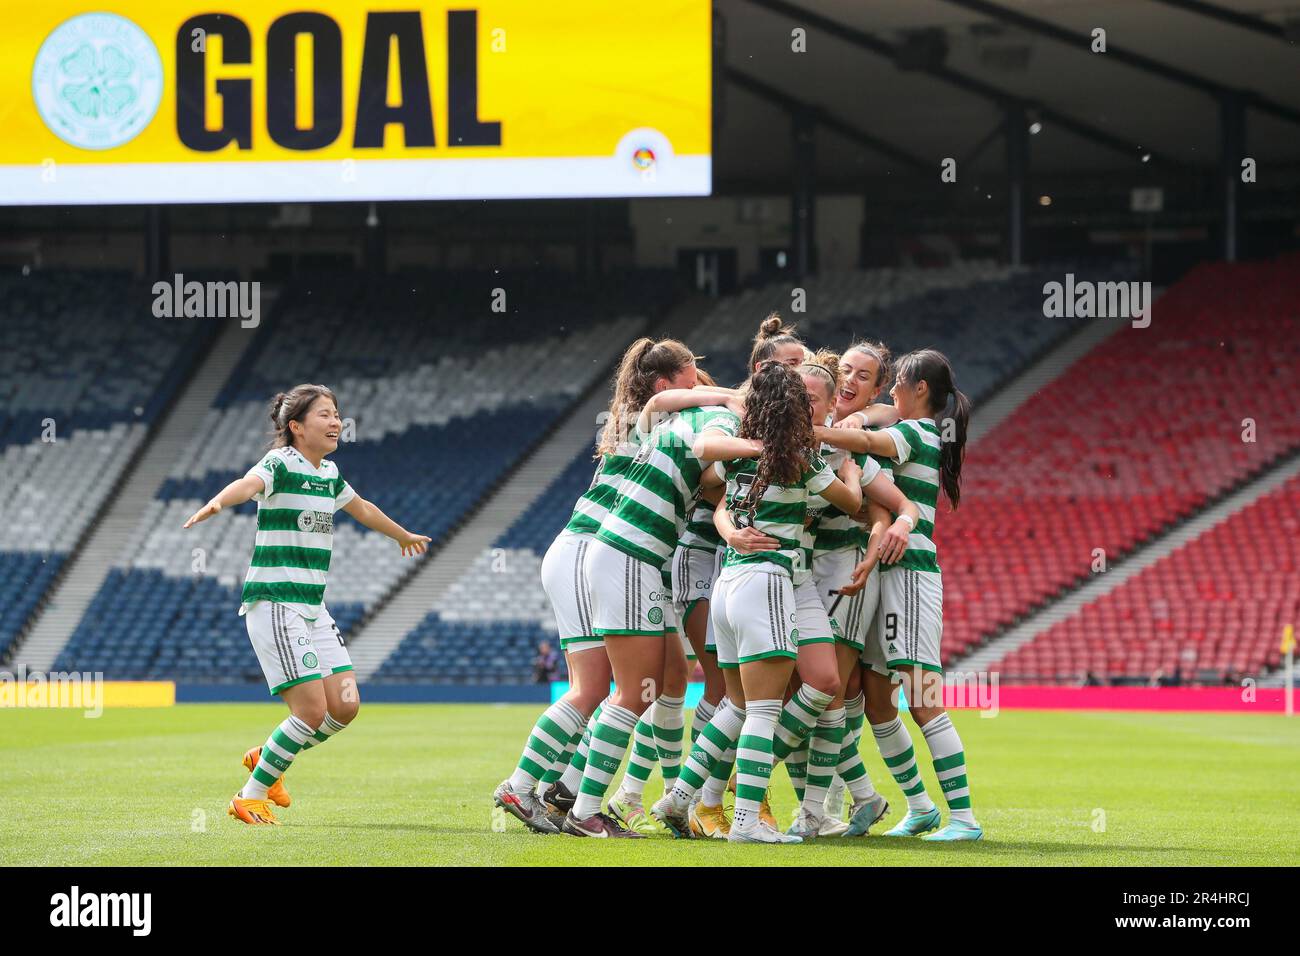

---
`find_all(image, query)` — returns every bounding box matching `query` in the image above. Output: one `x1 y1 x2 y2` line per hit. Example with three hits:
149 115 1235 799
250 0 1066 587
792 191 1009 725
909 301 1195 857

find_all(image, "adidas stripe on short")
583 536 669 638
245 600 353 696
873 566 943 675
540 530 604 655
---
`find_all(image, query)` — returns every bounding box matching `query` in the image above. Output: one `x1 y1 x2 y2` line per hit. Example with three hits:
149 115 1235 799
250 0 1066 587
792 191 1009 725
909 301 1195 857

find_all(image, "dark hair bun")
759 313 784 338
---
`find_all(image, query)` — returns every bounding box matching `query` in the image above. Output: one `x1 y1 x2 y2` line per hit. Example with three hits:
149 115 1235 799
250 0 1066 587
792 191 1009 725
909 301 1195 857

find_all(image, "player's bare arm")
342 496 431 556
182 474 264 528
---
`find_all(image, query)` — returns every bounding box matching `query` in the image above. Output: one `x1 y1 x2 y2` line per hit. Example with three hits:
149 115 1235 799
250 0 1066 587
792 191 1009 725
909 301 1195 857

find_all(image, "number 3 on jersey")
732 472 757 529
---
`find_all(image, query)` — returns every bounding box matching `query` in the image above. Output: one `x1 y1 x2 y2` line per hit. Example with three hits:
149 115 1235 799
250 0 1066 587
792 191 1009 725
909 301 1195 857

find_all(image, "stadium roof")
713 0 1300 190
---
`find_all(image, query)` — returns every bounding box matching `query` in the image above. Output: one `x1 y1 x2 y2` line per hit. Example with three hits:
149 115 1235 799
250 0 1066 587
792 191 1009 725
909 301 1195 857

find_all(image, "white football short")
873 566 944 675
813 547 880 652
540 530 604 655
673 545 721 659
792 577 836 646
583 537 670 638
670 545 721 619
245 601 353 696
711 566 798 669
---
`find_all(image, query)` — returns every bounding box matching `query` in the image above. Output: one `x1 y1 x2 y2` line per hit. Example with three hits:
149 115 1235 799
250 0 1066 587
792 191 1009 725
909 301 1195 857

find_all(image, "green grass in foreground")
1 703 1297 866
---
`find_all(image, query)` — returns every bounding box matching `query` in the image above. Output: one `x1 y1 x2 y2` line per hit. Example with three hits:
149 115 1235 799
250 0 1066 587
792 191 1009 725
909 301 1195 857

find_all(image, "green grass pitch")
2 703 1297 866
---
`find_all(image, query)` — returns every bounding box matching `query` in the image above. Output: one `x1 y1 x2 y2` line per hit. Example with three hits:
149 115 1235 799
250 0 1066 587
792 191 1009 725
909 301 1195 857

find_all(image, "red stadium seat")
943 257 1300 678
989 473 1300 683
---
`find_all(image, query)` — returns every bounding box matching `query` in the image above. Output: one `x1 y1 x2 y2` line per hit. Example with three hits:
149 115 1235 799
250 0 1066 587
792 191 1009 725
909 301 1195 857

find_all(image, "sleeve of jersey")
699 409 740 437
335 479 357 509
805 458 837 496
245 454 281 501
858 453 883 487
883 423 916 464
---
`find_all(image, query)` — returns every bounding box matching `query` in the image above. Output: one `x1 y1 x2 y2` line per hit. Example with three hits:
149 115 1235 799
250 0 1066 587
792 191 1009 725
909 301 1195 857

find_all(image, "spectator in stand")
533 640 560 684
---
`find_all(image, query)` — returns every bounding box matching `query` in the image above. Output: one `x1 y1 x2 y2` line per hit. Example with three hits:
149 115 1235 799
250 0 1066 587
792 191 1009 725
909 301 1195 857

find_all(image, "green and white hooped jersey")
719 454 835 581
807 445 888 557
564 445 637 537
595 405 740 569
881 418 941 574
862 437 897 547
239 446 355 622
678 497 723 551
855 427 897 548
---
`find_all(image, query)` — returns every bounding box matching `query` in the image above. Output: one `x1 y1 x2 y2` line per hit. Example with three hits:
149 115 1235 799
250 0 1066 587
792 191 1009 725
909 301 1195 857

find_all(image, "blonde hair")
800 348 842 399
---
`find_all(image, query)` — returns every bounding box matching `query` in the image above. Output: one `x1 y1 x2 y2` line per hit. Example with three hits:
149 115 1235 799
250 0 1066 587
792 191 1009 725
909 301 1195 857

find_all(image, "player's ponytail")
895 349 968 509
269 383 338 449
941 386 971 509
598 337 697 456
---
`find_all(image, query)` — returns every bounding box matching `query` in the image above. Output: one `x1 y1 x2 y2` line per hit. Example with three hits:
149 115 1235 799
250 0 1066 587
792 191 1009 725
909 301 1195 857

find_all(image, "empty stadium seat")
374 260 1129 682
0 271 217 659
936 256 1300 665
53 272 665 681
993 473 1300 684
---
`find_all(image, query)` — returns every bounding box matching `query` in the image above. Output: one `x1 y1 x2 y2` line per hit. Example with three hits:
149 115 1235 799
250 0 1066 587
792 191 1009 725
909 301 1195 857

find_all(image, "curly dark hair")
738 361 813 509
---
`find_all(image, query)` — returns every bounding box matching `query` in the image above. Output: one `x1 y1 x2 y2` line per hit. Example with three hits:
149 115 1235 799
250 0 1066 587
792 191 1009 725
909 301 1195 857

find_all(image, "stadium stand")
35 256 1296 688
374 260 1128 683
0 271 218 661
995 471 1300 685
690 261 1022 392
938 255 1300 666
51 271 674 682
373 453 600 683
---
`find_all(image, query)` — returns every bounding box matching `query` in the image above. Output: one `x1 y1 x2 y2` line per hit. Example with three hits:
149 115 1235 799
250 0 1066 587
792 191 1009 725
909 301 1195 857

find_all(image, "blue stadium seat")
52 271 663 684
369 260 1138 683
0 271 219 656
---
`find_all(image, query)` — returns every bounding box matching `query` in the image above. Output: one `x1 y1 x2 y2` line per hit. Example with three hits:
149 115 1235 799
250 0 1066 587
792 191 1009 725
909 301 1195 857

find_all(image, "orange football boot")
243 746 291 808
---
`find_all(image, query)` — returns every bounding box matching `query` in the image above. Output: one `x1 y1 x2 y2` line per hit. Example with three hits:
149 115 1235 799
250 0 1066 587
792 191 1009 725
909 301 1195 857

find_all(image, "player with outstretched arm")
183 383 429 825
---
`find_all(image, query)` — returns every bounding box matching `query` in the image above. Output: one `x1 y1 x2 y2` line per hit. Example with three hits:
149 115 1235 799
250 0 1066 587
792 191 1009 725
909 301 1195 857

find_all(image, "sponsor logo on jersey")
296 510 334 534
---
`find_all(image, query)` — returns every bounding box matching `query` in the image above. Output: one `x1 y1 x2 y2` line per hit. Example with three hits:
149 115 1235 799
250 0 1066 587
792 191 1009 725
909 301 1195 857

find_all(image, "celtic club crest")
32 13 163 150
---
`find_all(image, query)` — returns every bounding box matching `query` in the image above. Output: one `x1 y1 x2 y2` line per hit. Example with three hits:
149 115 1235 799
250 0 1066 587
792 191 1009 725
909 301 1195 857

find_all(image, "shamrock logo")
59 43 137 119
